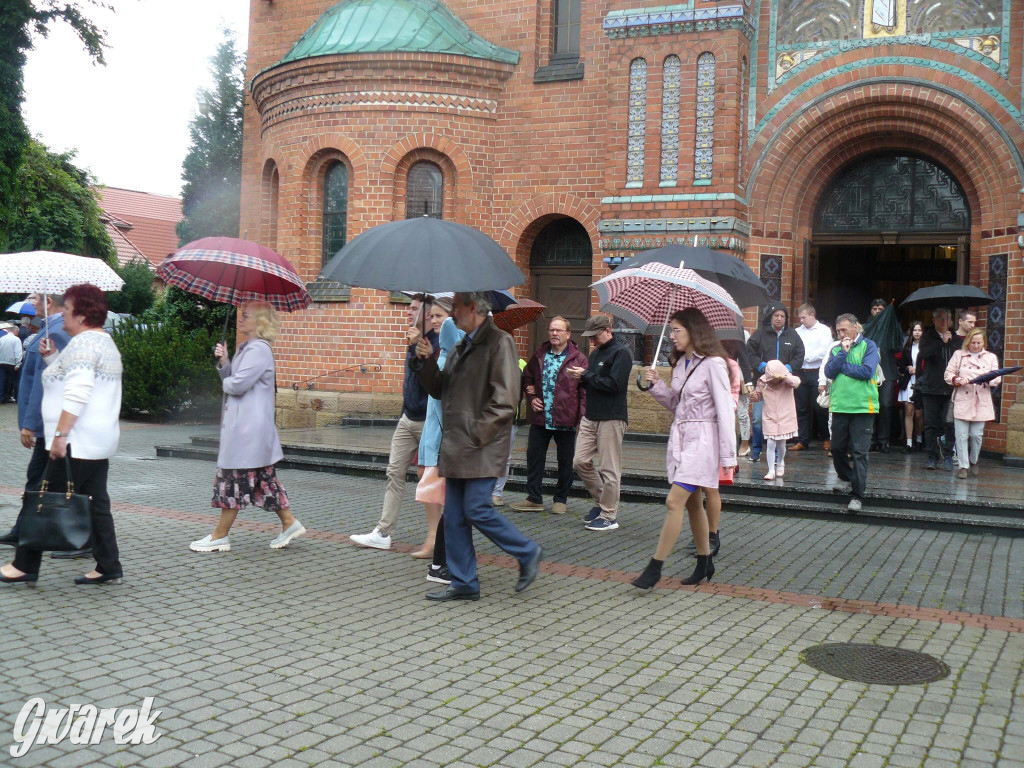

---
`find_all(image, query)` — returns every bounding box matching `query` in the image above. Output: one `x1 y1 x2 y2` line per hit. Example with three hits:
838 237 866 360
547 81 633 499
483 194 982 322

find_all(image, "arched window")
406 161 444 219
263 162 279 251
553 0 581 57
322 162 348 265
694 52 715 185
660 55 681 186
626 58 647 187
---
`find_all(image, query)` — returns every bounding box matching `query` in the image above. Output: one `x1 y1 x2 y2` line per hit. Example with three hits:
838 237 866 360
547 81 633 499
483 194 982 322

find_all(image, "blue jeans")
443 477 539 592
751 399 764 456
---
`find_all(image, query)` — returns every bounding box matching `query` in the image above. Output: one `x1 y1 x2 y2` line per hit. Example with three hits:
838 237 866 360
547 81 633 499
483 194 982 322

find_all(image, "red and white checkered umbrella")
593 261 741 334
159 237 311 312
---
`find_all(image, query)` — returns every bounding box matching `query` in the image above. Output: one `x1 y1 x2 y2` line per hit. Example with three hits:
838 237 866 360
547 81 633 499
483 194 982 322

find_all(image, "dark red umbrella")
158 237 312 312
493 298 546 333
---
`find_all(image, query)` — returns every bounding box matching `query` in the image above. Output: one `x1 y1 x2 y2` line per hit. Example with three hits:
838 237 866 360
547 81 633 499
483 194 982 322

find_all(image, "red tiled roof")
103 218 153 271
95 187 183 269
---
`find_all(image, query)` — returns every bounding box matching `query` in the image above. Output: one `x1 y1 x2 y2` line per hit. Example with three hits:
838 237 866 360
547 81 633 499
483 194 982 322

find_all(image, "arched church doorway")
806 153 971 326
528 217 593 351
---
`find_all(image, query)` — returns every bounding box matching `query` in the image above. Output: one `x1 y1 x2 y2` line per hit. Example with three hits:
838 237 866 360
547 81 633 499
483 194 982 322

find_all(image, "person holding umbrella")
190 301 306 553
917 307 959 471
414 291 543 601
944 329 1002 478
632 308 737 591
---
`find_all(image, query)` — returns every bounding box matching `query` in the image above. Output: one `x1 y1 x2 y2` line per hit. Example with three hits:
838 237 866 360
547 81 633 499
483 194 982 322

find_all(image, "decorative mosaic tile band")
604 4 753 40
601 192 748 204
987 252 1007 421
261 91 499 129
759 253 781 301
600 234 746 258
599 216 750 235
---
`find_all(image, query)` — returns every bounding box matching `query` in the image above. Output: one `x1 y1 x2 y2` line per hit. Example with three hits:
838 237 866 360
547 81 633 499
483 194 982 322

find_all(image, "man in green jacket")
824 313 880 513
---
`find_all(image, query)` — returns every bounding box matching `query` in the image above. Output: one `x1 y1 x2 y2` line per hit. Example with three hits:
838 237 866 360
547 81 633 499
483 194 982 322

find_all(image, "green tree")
144 285 235 341
106 259 155 316
6 138 114 258
177 28 245 245
0 1 107 250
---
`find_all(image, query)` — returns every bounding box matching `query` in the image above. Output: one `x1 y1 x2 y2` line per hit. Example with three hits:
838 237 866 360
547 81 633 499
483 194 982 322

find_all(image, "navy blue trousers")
443 477 538 592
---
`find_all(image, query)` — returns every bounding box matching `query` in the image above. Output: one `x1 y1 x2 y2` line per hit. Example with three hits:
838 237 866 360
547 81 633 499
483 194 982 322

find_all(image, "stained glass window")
694 53 715 184
626 58 647 186
909 0 1000 32
406 161 444 219
660 56 681 185
322 162 348 265
777 0 864 46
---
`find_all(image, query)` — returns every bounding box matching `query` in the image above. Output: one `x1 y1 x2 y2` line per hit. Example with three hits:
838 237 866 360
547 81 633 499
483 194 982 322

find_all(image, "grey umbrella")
320 217 525 293
899 283 995 311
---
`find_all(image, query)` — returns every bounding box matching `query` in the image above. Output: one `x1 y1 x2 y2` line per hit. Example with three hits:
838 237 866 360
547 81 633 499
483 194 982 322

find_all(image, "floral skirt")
212 466 289 512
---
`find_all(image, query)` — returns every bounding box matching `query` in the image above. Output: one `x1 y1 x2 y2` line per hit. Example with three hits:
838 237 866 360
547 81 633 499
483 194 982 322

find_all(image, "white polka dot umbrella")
0 251 125 293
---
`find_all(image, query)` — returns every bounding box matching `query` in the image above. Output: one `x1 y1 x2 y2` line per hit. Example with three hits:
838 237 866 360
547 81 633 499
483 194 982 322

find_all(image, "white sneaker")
763 471 775 481
190 534 230 552
350 527 391 550
776 463 785 477
848 498 862 512
270 520 306 549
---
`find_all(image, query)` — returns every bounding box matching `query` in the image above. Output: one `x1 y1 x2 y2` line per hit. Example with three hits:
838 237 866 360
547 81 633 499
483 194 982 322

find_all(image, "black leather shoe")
51 549 92 560
0 530 17 546
74 572 123 585
0 571 38 583
879 443 890 453
426 586 480 601
515 545 543 593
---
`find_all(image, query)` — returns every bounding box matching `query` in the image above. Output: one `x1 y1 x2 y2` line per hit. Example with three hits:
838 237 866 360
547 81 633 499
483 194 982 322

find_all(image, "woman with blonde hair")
944 328 1002 479
191 301 305 551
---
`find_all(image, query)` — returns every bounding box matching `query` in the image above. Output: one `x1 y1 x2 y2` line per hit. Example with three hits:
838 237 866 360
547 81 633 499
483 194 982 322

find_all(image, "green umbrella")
862 303 903 353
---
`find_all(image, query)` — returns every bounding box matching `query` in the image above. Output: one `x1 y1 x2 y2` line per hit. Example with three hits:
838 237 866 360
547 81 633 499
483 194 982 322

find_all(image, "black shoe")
74 572 122 585
515 546 543 593
710 531 720 558
879 443 890 453
0 571 38 583
902 445 914 455
51 549 92 560
0 530 17 546
426 585 480 601
631 558 663 591
926 458 936 470
680 554 714 585
582 506 601 525
426 565 451 584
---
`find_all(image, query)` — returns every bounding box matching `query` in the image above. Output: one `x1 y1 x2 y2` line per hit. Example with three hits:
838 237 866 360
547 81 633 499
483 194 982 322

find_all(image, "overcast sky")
23 0 251 198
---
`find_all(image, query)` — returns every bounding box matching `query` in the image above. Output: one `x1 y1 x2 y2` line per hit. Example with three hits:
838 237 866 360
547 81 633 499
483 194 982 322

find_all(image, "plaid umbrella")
158 237 311 312
493 298 546 333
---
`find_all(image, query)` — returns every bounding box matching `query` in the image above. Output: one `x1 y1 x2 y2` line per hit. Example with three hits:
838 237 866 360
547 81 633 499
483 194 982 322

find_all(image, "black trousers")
13 457 120 576
525 425 577 504
873 379 895 447
432 513 446 570
7 440 52 536
795 369 828 445
0 364 14 402
921 393 955 460
831 412 873 499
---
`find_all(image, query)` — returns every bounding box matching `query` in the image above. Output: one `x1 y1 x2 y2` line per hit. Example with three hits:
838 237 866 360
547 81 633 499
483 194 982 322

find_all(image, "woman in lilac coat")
633 308 738 590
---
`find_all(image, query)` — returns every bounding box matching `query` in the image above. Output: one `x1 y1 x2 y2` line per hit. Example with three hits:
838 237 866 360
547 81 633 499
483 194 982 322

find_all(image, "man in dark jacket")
917 307 959 470
745 302 805 461
510 316 587 515
569 316 632 531
351 296 439 551
416 291 543 601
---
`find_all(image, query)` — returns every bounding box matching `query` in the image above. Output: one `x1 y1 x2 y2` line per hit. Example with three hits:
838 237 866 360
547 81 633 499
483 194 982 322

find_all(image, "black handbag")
17 449 93 552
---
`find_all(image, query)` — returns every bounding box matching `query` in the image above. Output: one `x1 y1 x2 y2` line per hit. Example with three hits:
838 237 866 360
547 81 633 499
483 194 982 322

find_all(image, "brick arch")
391 149 459 221
259 159 280 250
296 148 359 281
747 84 1022 236
379 133 472 221
294 134 367 185
499 193 601 265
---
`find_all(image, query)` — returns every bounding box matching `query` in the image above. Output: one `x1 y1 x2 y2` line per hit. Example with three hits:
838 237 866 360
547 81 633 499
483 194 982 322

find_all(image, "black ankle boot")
709 531 720 558
631 558 663 591
680 554 714 585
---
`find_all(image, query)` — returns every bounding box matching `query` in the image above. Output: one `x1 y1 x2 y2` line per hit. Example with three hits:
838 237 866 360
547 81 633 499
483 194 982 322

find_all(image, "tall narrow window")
406 161 444 219
322 162 348 265
553 0 581 57
660 55 681 186
738 57 747 185
626 58 647 187
694 52 716 185
268 166 279 251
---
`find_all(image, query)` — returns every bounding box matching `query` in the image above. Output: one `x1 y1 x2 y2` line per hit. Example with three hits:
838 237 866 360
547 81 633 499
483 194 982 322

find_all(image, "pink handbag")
415 466 446 504
719 466 735 485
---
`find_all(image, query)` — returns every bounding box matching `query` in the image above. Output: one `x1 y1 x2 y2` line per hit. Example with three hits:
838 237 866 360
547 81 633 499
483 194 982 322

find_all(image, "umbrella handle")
636 372 652 392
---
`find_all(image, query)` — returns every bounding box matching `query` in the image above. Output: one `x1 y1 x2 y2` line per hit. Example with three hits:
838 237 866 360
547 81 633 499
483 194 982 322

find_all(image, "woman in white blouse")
1 284 124 585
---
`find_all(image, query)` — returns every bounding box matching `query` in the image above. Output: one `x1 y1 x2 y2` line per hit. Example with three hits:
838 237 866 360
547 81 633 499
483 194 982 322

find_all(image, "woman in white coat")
190 301 305 552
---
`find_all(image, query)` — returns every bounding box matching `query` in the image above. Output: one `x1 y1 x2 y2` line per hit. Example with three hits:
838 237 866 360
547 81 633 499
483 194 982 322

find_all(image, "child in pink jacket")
749 359 800 480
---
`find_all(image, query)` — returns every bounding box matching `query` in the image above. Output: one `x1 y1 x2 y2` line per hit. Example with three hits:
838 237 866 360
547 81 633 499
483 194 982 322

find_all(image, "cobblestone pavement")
0 411 1021 768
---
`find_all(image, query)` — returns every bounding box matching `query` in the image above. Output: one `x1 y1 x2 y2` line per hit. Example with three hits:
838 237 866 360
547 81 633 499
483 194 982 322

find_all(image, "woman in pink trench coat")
944 328 1002 479
633 309 738 591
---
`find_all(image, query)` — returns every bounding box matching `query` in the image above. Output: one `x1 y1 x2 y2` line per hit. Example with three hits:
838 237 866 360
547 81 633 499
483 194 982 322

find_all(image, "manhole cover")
800 643 950 685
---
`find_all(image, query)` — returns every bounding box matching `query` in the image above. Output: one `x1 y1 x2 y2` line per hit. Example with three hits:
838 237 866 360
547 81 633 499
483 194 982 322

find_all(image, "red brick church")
240 0 1024 455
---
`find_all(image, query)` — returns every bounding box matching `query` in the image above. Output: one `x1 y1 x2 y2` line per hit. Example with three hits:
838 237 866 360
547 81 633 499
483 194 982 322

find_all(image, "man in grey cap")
567 316 632 531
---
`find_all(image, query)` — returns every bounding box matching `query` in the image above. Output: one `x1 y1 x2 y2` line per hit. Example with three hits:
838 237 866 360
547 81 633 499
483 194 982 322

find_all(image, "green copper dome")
278 0 520 66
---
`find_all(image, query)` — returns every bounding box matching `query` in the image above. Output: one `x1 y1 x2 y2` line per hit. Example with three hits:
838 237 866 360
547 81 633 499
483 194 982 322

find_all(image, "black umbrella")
899 284 994 312
618 244 769 308
320 217 525 293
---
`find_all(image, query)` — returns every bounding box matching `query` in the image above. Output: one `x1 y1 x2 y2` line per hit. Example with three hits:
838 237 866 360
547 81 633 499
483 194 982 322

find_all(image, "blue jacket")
418 318 465 467
18 315 70 437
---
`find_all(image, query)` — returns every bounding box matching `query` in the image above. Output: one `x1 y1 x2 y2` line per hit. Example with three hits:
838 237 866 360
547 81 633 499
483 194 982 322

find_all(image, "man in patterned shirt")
510 316 588 515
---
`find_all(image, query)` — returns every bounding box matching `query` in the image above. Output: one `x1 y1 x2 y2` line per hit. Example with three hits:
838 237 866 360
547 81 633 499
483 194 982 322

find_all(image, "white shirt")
41 330 122 460
0 331 22 366
796 320 835 369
